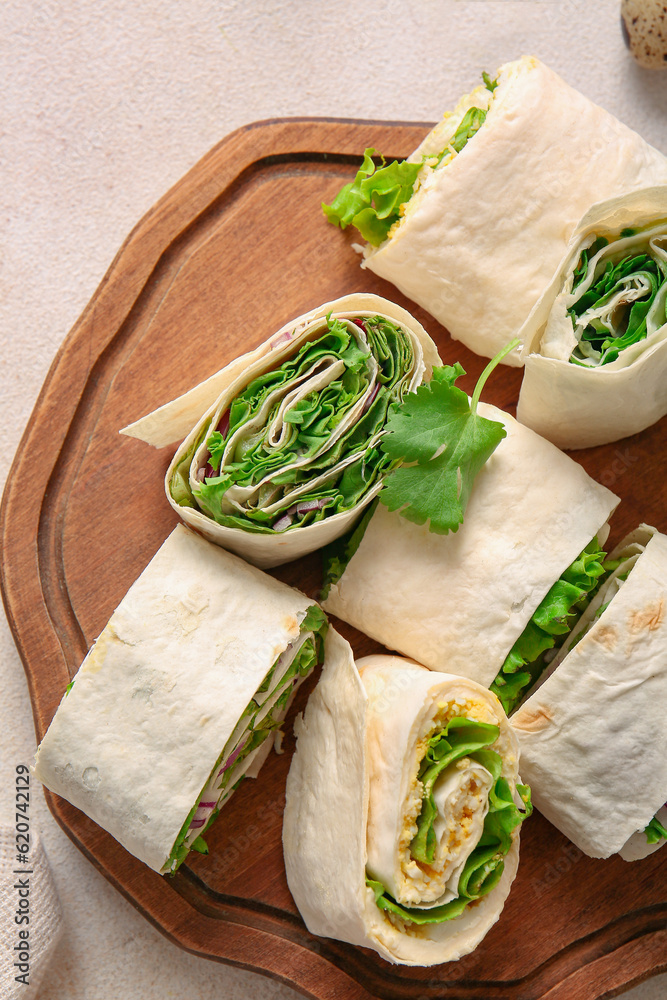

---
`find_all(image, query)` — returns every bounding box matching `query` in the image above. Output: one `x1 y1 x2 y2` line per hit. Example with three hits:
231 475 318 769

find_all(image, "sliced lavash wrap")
32 525 328 874
283 644 530 966
120 294 440 569
511 525 667 860
322 403 619 688
328 56 667 366
517 187 667 449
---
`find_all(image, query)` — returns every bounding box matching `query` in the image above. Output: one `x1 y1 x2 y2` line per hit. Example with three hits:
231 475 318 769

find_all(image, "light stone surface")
1 1 666 997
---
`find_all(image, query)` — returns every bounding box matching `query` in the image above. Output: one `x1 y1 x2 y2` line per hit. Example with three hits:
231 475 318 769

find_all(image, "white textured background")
1 2 666 997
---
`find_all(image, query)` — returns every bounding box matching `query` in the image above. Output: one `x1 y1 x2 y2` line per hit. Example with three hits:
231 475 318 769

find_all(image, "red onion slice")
362 383 380 415
270 329 293 349
272 514 294 532
218 737 249 776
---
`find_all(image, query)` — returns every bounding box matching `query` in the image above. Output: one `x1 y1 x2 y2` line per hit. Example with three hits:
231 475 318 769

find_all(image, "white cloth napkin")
0 827 62 1000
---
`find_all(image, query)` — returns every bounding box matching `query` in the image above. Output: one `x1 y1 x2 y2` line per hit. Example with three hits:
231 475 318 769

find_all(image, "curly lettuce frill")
490 538 609 715
645 814 667 844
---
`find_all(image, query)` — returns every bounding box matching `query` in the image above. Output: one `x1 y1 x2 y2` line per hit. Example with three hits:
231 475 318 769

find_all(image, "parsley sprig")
378 340 519 534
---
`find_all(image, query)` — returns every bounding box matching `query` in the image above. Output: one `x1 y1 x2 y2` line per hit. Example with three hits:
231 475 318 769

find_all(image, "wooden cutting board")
1 118 666 1000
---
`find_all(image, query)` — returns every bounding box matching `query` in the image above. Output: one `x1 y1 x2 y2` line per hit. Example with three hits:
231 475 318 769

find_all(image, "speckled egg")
621 0 667 69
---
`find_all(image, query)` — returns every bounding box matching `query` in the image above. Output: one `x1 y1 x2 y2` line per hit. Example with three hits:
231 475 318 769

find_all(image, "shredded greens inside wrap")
490 538 609 715
163 606 328 873
171 314 419 534
367 717 531 925
322 73 495 247
567 224 667 367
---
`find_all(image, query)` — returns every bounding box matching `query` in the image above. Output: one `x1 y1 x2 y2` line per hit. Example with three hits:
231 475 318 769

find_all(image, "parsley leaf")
378 341 518 534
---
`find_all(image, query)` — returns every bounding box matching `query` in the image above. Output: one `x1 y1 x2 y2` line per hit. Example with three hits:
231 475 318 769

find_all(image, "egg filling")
366 695 531 926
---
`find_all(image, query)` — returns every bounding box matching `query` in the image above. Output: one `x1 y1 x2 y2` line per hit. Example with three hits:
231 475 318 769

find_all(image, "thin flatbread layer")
322 402 618 686
517 186 667 449
511 526 667 858
33 525 316 873
283 648 521 965
120 294 440 569
361 57 667 366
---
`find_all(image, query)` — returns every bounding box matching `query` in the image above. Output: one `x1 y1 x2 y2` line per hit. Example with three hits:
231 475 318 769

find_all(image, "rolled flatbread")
322 403 618 685
33 525 328 874
517 187 667 449
328 57 667 365
120 294 440 569
283 648 529 965
511 525 667 859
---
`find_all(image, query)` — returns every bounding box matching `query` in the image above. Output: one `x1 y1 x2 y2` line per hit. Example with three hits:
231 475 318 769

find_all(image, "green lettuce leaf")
191 835 209 855
644 815 667 844
449 107 487 153
320 497 379 600
482 71 498 92
571 236 609 291
490 538 608 714
322 149 423 246
410 719 500 864
170 427 207 509
366 876 471 925
299 603 328 636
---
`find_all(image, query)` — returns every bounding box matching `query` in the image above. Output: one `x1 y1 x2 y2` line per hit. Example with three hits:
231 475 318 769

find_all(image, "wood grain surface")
1 117 666 1000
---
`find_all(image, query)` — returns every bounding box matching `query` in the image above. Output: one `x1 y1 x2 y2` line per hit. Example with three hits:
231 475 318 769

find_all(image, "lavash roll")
322 404 619 685
120 294 440 569
517 187 667 449
357 56 667 366
283 647 526 965
511 525 667 859
33 525 328 874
